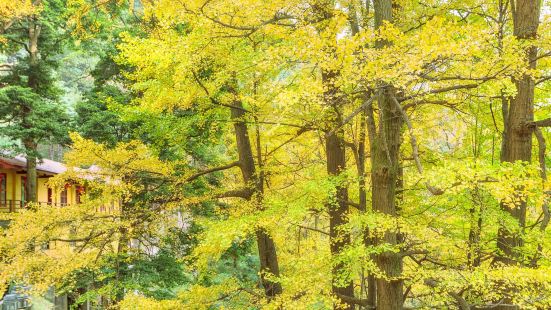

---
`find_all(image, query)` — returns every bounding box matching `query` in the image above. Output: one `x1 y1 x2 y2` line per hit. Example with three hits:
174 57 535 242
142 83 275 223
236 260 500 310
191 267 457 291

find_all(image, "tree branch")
198 1 294 33
266 126 312 157
391 95 422 174
402 99 455 110
399 83 480 102
533 118 551 127
344 199 362 209
390 95 443 195
530 127 550 266
326 94 376 138
334 293 375 309
297 225 329 235
424 279 470 310
215 188 253 200
536 75 551 85
191 70 250 113
185 161 241 182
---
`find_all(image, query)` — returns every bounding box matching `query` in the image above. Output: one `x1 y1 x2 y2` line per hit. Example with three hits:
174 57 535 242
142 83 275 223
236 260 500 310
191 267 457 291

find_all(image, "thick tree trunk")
371 85 403 310
24 139 37 204
230 98 282 297
496 0 540 266
370 1 404 309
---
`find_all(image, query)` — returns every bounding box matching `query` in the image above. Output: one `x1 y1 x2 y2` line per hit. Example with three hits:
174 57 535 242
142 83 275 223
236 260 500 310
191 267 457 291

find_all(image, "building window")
48 188 53 205
41 242 50 250
60 188 68 206
76 186 85 204
0 173 6 206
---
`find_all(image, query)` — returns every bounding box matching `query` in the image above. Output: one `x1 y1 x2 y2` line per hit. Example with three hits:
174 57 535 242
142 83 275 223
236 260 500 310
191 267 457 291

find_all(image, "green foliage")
0 86 69 153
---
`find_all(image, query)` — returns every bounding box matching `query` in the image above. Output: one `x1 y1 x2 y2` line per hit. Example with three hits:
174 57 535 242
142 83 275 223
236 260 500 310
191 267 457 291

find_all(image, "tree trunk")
365 101 378 308
360 104 377 308
371 85 403 310
67 287 88 310
24 139 37 203
321 65 355 309
230 96 282 298
496 0 540 266
23 18 41 204
27 21 40 89
468 187 483 268
370 1 404 309
349 5 376 306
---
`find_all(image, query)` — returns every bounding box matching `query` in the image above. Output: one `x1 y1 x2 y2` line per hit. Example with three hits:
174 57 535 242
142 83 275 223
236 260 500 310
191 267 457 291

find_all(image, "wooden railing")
0 200 69 213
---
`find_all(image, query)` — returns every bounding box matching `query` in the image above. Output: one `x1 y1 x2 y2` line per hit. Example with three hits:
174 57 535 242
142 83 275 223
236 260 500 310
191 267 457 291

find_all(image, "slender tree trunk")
365 101 378 308
325 128 354 308
114 225 129 302
496 0 540 266
371 1 404 309
321 68 355 309
468 187 483 268
27 18 40 92
349 6 376 306
359 104 377 308
229 96 282 297
24 18 41 204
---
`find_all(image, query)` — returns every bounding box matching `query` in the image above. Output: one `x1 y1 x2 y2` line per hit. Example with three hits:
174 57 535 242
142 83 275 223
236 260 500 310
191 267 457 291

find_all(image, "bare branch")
185 161 241 182
297 225 329 235
391 95 422 174
390 95 443 195
533 118 551 127
266 126 312 157
215 188 253 200
342 199 362 209
402 99 454 110
326 94 376 138
399 83 480 102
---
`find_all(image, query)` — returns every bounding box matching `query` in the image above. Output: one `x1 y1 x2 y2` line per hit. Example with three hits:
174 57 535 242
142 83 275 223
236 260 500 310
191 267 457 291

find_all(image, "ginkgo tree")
0 0 550 309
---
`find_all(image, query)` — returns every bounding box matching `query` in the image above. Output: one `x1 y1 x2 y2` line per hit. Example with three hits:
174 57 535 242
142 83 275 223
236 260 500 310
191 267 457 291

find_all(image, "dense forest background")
1 0 551 309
